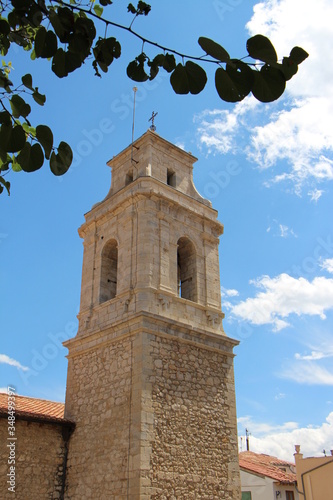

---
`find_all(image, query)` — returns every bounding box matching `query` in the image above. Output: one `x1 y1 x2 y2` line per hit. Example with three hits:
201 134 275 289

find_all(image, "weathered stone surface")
0 419 66 499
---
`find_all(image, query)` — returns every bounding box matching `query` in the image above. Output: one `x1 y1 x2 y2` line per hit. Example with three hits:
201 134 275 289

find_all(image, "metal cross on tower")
149 111 158 131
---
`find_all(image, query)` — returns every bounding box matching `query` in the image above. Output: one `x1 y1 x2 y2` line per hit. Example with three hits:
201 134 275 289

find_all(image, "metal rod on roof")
131 87 138 164
246 428 251 451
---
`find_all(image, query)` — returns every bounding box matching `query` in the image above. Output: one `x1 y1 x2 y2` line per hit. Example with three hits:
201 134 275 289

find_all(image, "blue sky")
1 0 333 461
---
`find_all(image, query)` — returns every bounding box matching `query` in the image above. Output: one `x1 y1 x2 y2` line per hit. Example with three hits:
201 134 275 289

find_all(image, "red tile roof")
0 393 73 426
239 451 296 484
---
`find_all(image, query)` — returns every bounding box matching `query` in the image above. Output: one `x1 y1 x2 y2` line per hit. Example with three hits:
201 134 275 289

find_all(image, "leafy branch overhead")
0 1 308 196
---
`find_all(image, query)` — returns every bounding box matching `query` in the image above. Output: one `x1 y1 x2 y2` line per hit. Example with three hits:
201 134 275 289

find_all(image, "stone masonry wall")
64 336 133 499
143 334 240 499
0 419 66 499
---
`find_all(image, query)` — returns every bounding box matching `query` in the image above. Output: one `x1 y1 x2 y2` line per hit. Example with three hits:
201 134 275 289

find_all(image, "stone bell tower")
63 130 241 498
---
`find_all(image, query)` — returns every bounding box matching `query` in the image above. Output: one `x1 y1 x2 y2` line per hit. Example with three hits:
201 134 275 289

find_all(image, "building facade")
294 445 333 500
239 451 298 500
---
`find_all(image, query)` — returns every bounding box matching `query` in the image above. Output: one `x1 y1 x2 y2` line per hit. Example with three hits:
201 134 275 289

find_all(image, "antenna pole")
246 428 250 451
131 87 138 164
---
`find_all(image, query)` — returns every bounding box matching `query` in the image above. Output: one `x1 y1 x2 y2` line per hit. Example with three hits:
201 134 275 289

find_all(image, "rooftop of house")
0 393 72 427
239 451 297 485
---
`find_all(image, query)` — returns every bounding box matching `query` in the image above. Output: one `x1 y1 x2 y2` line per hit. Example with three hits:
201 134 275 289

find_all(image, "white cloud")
238 412 333 461
230 273 333 331
295 351 329 361
280 362 333 385
194 96 259 155
247 98 333 191
295 346 333 361
195 0 333 195
321 258 333 274
221 286 239 297
278 223 297 238
308 189 324 202
275 392 286 400
0 354 29 371
175 141 185 151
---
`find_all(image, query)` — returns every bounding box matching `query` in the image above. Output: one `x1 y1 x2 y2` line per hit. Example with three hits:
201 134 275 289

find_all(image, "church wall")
64 335 136 499
141 333 240 499
0 418 66 499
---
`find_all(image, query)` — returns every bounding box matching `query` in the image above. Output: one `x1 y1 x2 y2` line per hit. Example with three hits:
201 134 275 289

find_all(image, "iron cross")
149 111 158 131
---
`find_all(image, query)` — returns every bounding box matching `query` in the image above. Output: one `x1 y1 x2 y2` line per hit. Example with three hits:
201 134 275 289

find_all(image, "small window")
177 237 197 302
286 492 295 500
125 170 133 185
167 169 176 187
100 239 118 303
241 493 252 500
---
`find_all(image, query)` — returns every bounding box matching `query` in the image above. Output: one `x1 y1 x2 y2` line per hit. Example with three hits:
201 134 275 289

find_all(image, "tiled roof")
239 451 296 484
0 393 73 426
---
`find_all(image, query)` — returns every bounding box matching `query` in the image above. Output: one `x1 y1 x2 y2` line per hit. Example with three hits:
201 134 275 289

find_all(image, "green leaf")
127 3 137 14
127 56 149 82
215 61 254 102
0 176 10 196
163 53 176 72
198 37 230 62
50 141 73 175
65 51 82 73
52 48 82 78
170 62 207 95
251 65 286 102
12 0 31 9
10 95 31 118
0 111 11 125
22 123 36 136
93 37 121 74
36 125 53 159
152 53 176 73
247 34 278 63
17 142 44 172
11 157 22 172
0 153 11 170
137 1 151 15
35 27 57 59
7 125 26 152
279 58 298 81
170 64 188 94
0 124 11 156
93 4 103 17
0 69 13 91
22 73 33 90
289 46 309 65
33 89 46 106
49 8 75 44
74 17 96 45
52 48 67 77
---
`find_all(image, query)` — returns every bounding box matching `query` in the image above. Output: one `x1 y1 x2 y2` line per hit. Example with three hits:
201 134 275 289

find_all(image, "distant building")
239 451 298 500
294 445 333 500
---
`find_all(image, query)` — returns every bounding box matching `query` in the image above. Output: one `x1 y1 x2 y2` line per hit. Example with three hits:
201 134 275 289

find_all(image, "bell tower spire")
64 130 241 499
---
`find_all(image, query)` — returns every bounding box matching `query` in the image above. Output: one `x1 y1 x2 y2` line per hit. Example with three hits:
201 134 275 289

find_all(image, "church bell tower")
64 130 241 498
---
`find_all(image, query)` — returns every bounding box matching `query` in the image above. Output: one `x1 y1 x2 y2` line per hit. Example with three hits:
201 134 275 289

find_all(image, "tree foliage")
0 0 308 196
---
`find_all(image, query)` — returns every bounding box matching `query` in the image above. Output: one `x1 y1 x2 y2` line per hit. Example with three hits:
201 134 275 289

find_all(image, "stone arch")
177 237 197 302
100 239 118 303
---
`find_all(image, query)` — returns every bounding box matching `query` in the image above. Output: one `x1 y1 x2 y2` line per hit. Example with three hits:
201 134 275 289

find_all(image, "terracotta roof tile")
0 393 72 425
239 451 296 484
